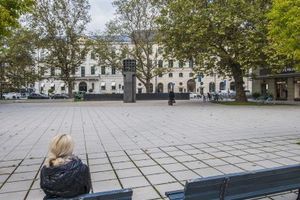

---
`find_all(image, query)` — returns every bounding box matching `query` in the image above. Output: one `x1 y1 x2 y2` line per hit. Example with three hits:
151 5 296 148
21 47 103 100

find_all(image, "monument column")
123 59 137 103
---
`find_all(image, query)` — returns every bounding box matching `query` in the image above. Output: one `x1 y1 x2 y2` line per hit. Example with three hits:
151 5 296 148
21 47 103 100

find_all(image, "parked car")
28 93 49 99
51 94 69 99
2 92 21 100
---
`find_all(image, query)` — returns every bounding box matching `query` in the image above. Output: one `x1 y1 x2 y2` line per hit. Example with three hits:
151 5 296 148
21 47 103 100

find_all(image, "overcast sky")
86 0 116 34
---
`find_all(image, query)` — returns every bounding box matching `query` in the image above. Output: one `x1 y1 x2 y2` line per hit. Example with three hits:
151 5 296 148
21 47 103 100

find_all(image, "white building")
34 44 252 95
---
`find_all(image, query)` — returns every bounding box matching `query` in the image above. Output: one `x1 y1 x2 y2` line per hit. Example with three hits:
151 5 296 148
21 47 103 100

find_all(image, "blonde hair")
45 134 74 167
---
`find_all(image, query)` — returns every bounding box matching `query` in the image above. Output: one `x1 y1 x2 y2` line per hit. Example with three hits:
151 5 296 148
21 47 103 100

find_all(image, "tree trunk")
145 79 151 93
231 62 247 102
67 81 73 97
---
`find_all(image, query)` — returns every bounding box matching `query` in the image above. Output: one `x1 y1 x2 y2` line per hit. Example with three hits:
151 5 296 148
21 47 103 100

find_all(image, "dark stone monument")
123 59 136 103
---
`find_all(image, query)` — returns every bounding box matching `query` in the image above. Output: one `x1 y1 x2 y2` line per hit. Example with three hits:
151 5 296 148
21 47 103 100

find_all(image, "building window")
50 67 55 76
179 88 183 93
219 81 226 91
91 66 95 75
81 66 85 77
112 85 116 90
112 67 116 75
209 82 216 92
158 60 163 68
179 73 183 77
91 52 96 60
40 67 45 76
230 82 235 91
168 60 173 68
189 59 194 68
158 60 164 68
158 47 163 54
169 73 173 78
92 83 95 90
101 82 106 90
101 66 106 75
189 73 194 77
158 73 163 77
179 60 184 68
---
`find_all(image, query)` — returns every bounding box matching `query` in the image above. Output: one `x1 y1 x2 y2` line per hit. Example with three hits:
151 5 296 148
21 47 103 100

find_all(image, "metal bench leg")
297 189 300 200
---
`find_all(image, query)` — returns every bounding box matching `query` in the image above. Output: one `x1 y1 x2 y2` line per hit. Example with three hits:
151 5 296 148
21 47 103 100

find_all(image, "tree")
157 0 273 102
0 0 34 38
94 0 168 93
2 28 39 91
30 0 91 96
268 0 300 69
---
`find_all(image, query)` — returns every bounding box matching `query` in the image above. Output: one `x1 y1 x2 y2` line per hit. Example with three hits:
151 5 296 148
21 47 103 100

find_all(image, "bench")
48 188 133 200
166 164 300 200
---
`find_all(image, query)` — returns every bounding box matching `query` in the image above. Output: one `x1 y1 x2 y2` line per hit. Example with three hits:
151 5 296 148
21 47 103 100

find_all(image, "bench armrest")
47 188 133 200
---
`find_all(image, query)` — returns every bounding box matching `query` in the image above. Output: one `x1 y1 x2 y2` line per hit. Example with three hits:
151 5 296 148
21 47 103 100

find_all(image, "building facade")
34 44 252 95
252 67 300 101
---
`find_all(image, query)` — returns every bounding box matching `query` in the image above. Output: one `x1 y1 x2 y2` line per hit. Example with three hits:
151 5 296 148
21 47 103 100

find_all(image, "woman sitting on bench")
40 134 91 199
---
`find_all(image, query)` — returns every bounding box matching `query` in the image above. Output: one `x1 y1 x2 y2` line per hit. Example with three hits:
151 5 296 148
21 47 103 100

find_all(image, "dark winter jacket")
40 156 91 199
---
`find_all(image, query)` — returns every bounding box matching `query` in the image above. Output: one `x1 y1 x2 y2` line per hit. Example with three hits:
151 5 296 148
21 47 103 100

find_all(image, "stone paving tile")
92 179 122 192
89 164 113 173
26 189 44 200
161 163 188 172
132 186 161 200
88 158 110 165
183 161 209 170
0 191 27 199
193 153 215 160
171 170 199 181
7 171 36 182
202 158 229 167
194 167 224 177
147 174 176 185
235 162 265 171
254 160 283 168
214 165 245 174
91 171 116 182
139 166 165 175
116 168 142 179
120 176 150 188
0 180 32 193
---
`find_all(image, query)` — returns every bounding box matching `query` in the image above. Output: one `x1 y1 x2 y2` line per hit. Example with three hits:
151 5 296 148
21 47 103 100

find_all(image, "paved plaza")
0 100 300 200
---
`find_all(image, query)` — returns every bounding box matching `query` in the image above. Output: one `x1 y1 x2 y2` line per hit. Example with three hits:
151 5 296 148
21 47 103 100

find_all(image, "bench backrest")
183 164 300 200
48 189 133 200
184 176 226 200
224 164 300 200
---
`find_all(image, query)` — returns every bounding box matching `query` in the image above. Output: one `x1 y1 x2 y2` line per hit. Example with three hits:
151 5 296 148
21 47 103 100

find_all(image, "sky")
86 0 116 34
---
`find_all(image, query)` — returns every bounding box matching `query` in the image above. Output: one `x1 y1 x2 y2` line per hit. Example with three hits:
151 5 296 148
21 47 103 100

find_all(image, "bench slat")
184 176 226 200
165 190 184 200
48 188 133 200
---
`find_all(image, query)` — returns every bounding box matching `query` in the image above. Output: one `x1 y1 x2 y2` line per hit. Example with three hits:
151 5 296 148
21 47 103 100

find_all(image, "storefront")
295 79 300 100
275 78 288 100
252 68 300 101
